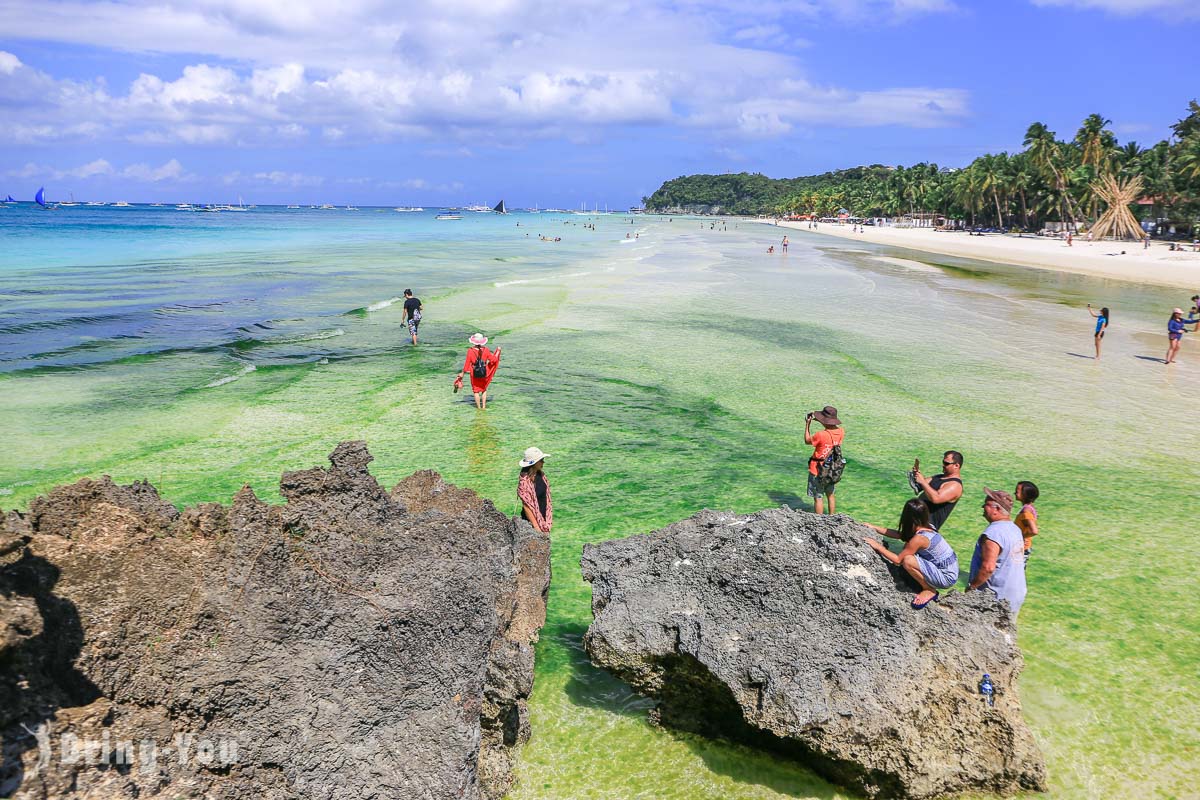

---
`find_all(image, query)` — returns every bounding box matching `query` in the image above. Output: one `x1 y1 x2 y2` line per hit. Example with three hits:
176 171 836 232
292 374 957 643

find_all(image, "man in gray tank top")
968 488 1027 618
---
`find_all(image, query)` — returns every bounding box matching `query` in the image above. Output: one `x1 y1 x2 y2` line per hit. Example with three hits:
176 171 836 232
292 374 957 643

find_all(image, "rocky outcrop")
1 443 550 800
582 508 1046 800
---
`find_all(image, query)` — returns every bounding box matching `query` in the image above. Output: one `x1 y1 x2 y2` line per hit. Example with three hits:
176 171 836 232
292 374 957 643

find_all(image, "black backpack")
472 351 489 379
817 443 846 484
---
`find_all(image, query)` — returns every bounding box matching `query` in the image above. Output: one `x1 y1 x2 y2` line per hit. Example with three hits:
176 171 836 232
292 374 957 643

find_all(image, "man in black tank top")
914 450 964 531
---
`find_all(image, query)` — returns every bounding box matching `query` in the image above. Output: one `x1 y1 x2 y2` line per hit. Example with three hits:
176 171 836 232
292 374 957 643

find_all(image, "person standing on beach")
968 488 1027 618
913 451 964 532
1087 304 1109 360
782 235 789 253
457 333 502 409
401 289 422 345
1165 308 1198 364
804 406 844 515
517 447 552 533
1067 232 1073 247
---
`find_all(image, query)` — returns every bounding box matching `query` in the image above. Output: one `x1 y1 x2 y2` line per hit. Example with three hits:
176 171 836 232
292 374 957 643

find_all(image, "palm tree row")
749 102 1200 234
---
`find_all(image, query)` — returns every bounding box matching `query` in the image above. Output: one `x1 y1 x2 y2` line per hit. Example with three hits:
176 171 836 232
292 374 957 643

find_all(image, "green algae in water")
2 218 1199 798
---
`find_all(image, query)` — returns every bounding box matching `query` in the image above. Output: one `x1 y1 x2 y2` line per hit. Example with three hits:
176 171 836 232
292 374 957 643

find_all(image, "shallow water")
2 207 1198 798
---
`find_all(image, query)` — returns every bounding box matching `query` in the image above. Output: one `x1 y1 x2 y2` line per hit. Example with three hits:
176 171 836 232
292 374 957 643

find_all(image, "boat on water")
3 194 15 203
464 204 491 213
175 203 194 210
435 212 462 220
493 200 508 214
287 205 300 209
345 205 359 211
86 201 106 206
393 206 424 212
59 193 78 207
319 204 335 210
34 187 55 210
113 201 131 207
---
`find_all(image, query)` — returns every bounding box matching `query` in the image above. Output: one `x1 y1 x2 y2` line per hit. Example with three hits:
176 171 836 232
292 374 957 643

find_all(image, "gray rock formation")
1 442 550 800
582 507 1046 799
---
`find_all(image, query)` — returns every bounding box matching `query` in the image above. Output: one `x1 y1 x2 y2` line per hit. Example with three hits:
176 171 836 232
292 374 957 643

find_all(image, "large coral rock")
1 443 550 800
582 508 1046 799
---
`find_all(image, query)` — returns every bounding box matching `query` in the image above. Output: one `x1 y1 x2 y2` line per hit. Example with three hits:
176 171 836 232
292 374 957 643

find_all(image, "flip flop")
911 592 940 610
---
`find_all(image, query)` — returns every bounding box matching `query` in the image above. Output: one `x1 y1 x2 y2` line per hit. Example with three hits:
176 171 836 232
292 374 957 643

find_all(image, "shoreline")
766 219 1200 290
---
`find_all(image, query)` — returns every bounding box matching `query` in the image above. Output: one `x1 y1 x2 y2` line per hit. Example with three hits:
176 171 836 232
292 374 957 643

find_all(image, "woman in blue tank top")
864 497 961 609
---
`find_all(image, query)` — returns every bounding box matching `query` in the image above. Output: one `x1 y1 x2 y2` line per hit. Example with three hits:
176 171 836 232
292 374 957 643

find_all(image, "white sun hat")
519 447 549 468
468 332 488 346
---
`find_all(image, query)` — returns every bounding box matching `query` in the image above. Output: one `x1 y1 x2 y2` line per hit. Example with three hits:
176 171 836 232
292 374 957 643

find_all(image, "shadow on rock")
1 549 101 797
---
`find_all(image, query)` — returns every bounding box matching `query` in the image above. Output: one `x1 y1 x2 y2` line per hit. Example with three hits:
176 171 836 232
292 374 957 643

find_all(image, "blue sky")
1 0 1198 207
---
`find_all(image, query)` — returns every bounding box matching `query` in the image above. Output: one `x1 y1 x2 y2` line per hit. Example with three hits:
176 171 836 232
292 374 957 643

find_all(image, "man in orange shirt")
804 405 845 515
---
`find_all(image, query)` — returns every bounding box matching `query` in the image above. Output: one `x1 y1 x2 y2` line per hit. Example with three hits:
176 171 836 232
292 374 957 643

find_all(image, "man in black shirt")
401 289 422 345
913 450 964 531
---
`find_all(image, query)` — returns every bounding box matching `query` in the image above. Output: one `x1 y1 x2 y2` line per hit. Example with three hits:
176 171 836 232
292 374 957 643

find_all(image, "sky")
1 0 1198 207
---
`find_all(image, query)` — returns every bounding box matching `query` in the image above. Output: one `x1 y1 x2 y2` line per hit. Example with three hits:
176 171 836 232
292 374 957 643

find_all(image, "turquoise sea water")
2 205 1198 798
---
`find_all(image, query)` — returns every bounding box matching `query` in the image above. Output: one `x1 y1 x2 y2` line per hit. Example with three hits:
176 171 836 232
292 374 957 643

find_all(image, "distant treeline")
644 102 1200 231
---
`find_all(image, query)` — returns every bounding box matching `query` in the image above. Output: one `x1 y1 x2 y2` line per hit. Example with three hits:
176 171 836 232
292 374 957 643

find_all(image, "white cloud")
0 50 21 74
0 1 969 145
1031 0 1198 15
6 158 189 182
122 159 185 181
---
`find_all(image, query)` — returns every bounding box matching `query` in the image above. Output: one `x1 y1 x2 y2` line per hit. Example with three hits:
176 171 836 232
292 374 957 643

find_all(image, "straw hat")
519 447 548 468
469 333 488 346
1172 308 1184 315
982 487 1013 514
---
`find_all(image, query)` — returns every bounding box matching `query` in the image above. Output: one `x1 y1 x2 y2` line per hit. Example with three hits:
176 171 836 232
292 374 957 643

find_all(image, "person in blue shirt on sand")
1087 304 1108 360
968 488 1027 618
863 497 960 609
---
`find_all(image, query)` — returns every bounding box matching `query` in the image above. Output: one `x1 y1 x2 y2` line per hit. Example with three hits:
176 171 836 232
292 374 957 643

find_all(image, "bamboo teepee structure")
1088 174 1147 241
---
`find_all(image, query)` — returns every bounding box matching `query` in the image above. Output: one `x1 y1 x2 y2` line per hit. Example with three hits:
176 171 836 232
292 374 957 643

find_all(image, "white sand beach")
771 220 1200 290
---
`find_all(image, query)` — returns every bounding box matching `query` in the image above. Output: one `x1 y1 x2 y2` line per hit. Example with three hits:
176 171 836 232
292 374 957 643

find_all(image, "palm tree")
1075 114 1119 221
1075 114 1117 173
975 153 1011 228
1024 122 1080 230
1176 134 1200 183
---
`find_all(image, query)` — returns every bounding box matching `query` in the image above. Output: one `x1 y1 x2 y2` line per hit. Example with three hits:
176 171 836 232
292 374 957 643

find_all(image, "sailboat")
59 192 78 207
35 187 55 209
493 200 508 214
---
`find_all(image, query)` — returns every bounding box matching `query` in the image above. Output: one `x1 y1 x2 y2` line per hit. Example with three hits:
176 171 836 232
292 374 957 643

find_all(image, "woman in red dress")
457 333 502 409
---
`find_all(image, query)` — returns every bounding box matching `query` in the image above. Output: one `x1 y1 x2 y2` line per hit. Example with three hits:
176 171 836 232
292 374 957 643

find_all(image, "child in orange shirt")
1014 481 1040 560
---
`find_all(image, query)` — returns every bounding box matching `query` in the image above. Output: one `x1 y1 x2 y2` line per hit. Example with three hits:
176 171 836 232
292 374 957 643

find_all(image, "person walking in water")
1087 304 1109 360
968 488 1027 618
1166 308 1198 364
804 406 844 515
517 447 552 533
863 497 960 609
912 451 964 532
401 289 422 345
781 235 789 253
457 333 502 409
